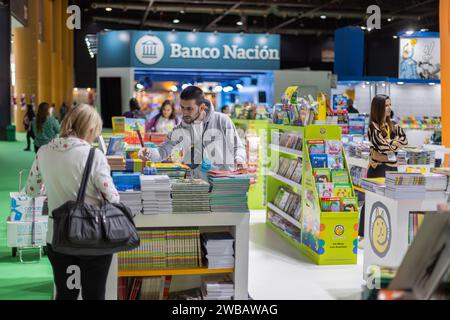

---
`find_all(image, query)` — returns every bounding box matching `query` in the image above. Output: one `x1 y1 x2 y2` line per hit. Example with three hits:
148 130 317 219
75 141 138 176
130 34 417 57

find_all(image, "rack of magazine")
300 125 359 265
266 124 304 250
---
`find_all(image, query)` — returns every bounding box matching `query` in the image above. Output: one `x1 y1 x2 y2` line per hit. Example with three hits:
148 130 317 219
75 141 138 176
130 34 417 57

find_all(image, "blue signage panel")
98 30 280 70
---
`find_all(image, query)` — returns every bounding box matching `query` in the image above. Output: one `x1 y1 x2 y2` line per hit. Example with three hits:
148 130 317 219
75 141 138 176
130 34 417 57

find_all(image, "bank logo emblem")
135 35 165 65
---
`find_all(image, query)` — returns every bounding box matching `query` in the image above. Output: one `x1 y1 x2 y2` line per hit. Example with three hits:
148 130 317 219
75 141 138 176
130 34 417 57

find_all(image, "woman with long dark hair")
359 95 408 238
23 104 36 151
145 100 180 133
32 102 60 153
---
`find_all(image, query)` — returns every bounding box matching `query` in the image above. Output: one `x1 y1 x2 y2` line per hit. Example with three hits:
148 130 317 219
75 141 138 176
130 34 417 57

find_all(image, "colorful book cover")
333 183 353 197
316 183 334 197
331 170 350 183
341 197 358 212
321 197 341 212
314 168 331 183
310 154 328 168
107 136 125 156
307 140 325 154
285 160 299 180
325 140 343 155
328 154 344 170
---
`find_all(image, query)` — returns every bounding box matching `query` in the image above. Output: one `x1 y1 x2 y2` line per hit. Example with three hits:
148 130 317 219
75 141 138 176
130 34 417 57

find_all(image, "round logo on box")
334 224 345 236
369 201 392 258
135 35 165 65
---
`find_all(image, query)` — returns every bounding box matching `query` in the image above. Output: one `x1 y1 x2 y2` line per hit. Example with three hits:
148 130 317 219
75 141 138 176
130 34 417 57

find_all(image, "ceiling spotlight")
387 18 392 22
397 81 405 85
223 86 234 93
361 26 367 30
105 7 112 12
405 30 414 35
421 28 429 32
236 84 244 90
173 19 180 24
213 86 223 93
320 15 327 20
180 10 185 14
170 85 178 92
429 82 436 86
393 35 398 39
236 21 243 26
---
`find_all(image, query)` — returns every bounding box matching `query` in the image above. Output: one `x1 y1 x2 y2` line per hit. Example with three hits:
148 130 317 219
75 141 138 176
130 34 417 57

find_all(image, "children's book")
326 140 343 155
316 183 334 197
321 197 341 212
328 154 344 170
341 197 358 212
314 168 331 183
308 140 325 154
333 183 353 197
332 170 350 183
310 154 328 168
286 160 299 180
107 136 125 156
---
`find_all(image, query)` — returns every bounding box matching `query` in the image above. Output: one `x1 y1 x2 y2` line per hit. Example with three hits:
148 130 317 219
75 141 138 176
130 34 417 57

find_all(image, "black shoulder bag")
52 148 140 256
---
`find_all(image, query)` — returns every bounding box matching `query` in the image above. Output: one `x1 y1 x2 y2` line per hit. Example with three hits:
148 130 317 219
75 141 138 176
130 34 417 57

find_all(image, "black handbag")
51 148 140 256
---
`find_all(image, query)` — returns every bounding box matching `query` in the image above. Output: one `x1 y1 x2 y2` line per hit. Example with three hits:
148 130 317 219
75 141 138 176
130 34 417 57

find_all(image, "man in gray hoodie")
139 86 246 178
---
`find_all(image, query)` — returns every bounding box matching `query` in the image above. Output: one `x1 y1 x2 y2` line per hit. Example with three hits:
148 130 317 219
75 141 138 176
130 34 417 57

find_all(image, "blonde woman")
25 104 120 300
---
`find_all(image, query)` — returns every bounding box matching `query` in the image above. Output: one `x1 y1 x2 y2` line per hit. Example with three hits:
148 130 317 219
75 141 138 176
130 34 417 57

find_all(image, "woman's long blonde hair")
60 104 103 140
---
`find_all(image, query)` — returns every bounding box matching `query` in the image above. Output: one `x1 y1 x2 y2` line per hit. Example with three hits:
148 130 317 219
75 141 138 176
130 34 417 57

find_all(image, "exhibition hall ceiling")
73 0 439 36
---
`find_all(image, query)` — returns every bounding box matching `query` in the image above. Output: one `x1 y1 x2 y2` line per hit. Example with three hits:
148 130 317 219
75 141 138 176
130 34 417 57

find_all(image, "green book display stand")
300 125 359 265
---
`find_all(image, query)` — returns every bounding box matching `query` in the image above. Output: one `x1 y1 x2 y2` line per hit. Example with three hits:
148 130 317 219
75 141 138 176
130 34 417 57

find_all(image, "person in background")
145 100 180 134
23 104 36 151
25 104 120 300
347 98 359 114
221 105 230 116
59 102 69 123
358 95 408 240
123 98 146 119
32 102 60 153
139 86 246 177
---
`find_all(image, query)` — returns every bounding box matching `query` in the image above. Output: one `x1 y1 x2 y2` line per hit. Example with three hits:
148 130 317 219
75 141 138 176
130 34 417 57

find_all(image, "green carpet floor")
0 133 53 300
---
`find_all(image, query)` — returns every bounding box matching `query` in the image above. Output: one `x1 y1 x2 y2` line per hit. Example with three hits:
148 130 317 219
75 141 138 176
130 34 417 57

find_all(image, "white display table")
105 212 250 300
363 191 446 277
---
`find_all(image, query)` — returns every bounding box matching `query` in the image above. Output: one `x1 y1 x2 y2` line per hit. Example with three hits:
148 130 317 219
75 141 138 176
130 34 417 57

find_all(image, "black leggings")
358 165 397 237
26 130 34 149
46 244 113 300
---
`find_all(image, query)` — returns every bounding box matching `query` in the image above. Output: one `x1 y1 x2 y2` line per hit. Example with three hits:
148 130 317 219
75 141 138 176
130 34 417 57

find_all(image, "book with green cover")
332 170 350 183
341 197 358 212
333 183 353 197
314 168 331 183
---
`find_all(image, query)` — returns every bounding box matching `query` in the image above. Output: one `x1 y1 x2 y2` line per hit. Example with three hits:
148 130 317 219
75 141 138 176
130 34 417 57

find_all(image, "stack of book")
385 172 425 199
168 288 203 300
201 232 235 269
423 173 448 199
140 175 172 215
397 149 435 166
112 172 141 191
432 167 450 193
279 132 303 151
201 276 235 300
119 190 142 215
361 178 386 195
277 158 302 183
118 276 172 300
118 229 202 272
273 188 301 220
153 163 190 179
267 209 301 242
171 179 211 214
208 171 251 213
126 158 145 173
107 155 126 171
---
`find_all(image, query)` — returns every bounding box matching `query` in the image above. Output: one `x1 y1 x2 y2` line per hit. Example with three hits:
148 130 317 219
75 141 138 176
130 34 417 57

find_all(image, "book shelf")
107 212 250 300
232 119 269 210
300 125 359 265
266 123 304 248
